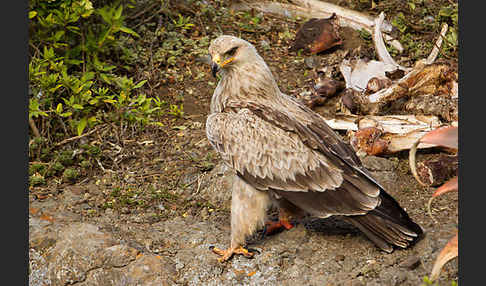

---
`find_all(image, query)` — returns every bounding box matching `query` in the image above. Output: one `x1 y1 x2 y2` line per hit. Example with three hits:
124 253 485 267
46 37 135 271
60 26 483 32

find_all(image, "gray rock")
29 217 58 251
102 244 139 268
124 254 177 285
260 40 271 51
79 268 128 286
399 255 421 270
361 156 398 171
45 223 116 285
29 249 51 286
304 56 319 69
195 162 234 210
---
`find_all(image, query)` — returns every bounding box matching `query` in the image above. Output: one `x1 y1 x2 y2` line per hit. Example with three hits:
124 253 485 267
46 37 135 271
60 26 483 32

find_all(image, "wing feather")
207 109 343 192
206 107 381 216
225 98 382 197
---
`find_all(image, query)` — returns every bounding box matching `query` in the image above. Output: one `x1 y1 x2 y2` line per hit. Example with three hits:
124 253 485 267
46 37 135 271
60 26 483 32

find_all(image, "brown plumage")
206 35 423 262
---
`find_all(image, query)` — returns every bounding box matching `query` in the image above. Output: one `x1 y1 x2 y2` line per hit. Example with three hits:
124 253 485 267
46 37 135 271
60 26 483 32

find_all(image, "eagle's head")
208 35 258 78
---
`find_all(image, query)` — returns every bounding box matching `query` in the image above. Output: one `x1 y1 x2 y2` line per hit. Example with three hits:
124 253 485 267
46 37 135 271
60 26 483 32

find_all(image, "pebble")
335 254 345 262
399 255 421 270
157 203 166 211
424 15 435 23
260 40 271 50
304 56 318 69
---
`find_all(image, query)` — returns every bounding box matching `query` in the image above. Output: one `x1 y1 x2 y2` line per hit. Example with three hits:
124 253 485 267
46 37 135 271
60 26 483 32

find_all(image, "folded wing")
206 107 381 217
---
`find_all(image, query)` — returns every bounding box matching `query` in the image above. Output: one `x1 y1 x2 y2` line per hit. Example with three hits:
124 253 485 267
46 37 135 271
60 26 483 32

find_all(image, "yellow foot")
210 245 255 262
264 219 294 235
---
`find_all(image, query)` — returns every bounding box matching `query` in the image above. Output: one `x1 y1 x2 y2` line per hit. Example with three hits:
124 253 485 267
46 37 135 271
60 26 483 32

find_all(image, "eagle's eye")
225 46 238 57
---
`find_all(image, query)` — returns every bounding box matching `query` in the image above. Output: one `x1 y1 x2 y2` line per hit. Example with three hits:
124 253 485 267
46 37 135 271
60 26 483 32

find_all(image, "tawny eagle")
206 35 423 262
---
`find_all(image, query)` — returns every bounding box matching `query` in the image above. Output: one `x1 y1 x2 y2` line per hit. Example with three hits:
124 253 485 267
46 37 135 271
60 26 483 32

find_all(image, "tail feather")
343 191 424 253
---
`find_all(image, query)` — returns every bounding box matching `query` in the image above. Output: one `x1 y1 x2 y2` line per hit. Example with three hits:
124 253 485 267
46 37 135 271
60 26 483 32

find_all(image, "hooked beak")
210 54 235 78
210 53 221 78
211 62 220 78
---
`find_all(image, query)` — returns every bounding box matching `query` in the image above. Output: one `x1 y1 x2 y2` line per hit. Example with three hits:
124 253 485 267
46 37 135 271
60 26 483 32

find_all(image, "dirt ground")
29 0 458 285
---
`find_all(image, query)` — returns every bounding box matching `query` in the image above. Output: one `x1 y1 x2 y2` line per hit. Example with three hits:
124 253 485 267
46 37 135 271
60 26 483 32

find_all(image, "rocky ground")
29 0 458 285
29 156 458 286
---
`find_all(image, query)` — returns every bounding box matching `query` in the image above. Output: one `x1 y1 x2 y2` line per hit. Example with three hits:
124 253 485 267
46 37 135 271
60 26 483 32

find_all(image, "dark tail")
343 191 424 253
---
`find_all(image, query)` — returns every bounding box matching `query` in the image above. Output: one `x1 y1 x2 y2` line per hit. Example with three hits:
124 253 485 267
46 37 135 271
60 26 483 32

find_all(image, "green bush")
28 0 165 142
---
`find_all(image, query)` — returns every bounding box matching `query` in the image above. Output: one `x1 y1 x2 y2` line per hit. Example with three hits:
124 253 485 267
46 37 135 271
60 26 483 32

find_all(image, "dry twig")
426 23 449 65
55 125 106 147
29 118 41 138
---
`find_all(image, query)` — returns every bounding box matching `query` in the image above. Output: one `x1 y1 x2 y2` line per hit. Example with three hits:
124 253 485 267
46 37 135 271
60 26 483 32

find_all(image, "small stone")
103 245 139 268
399 255 421 270
304 56 318 69
200 207 209 220
80 203 91 210
260 40 271 51
424 16 435 23
335 254 345 262
157 203 165 211
361 156 398 172
105 208 114 216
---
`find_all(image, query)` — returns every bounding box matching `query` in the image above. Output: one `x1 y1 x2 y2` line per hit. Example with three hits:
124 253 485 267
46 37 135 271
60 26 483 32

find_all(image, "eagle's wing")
206 108 381 217
235 95 384 188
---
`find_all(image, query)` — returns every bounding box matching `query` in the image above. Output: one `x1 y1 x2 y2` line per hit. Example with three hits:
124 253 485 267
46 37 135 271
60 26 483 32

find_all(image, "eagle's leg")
211 176 271 262
263 196 306 236
263 208 294 235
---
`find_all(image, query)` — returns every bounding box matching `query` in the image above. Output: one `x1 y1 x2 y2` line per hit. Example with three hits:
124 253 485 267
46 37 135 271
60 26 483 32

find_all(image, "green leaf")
49 84 63 93
56 103 63 113
66 25 80 31
54 30 65 41
114 5 123 20
133 80 147 89
100 73 112 84
119 26 140 38
60 112 72 117
88 116 97 124
98 28 111 47
29 11 37 19
97 7 111 24
66 59 84 65
151 122 164 127
82 71 95 81
102 65 116 72
66 25 82 35
72 104 84 110
77 117 88 136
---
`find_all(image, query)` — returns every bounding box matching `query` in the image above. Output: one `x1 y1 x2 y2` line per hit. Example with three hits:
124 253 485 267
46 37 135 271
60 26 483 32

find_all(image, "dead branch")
372 12 409 71
233 1 403 51
321 113 444 154
340 58 397 91
367 59 427 103
426 23 449 65
358 114 441 134
322 114 441 134
322 113 359 131
290 0 392 32
384 130 438 153
415 154 458 186
55 125 105 147
29 117 41 138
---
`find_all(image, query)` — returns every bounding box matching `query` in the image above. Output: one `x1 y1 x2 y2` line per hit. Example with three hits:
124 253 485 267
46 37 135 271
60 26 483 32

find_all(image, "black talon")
247 247 260 255
261 224 268 240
